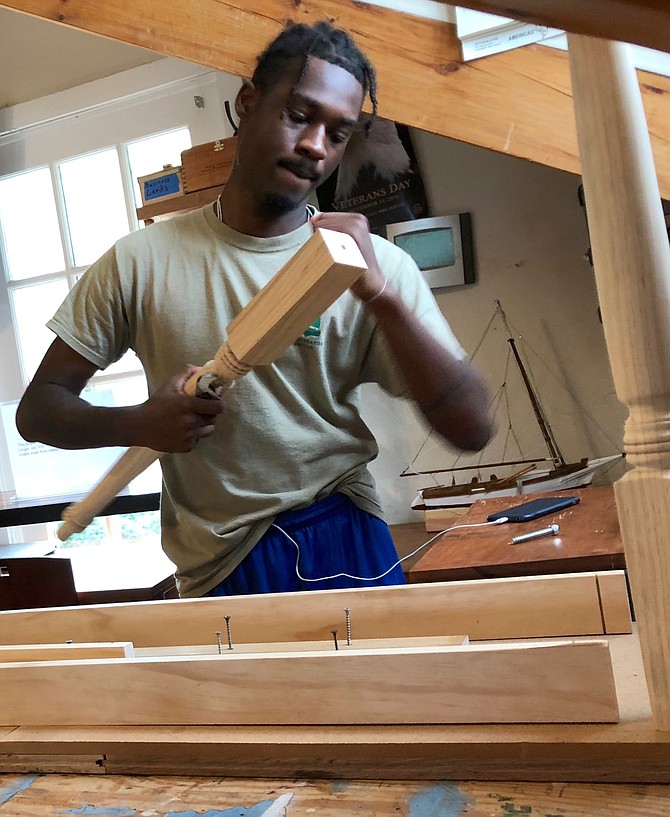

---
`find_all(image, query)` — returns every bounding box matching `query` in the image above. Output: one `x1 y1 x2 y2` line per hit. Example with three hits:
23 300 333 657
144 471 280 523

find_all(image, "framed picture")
385 213 475 289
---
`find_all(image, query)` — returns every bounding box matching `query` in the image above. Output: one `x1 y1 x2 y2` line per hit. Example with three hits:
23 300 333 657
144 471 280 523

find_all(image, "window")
1 126 191 385
0 127 191 548
0 60 240 551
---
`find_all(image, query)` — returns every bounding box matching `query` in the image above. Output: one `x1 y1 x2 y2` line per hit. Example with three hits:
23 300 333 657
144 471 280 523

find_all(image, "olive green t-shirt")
48 205 465 596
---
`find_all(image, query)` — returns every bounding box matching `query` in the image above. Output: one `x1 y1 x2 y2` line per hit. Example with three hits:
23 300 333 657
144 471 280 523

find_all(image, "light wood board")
0 640 618 726
0 642 133 662
134 635 469 657
0 572 631 646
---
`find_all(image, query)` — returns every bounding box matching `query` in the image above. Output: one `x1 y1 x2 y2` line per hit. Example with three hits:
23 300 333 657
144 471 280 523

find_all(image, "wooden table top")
409 486 625 582
1 773 668 815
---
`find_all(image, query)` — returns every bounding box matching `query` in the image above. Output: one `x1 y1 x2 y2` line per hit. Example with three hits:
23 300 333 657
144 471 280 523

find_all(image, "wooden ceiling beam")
1 1 669 197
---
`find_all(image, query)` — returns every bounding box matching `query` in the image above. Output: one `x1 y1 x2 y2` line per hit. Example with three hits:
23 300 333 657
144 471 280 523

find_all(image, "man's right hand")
130 366 224 453
17 339 224 453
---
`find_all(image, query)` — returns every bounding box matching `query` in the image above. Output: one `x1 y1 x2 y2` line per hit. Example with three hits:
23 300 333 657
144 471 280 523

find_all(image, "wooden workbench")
1 773 669 815
411 487 625 583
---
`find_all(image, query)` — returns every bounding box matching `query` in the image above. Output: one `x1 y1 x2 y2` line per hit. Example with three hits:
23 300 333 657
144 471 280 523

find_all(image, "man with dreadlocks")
17 21 492 598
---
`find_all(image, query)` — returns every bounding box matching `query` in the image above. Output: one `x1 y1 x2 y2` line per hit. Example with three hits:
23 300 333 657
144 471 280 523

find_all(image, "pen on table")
511 523 560 545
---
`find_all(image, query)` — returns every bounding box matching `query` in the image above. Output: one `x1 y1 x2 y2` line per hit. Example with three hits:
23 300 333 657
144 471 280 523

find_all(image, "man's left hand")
310 212 387 303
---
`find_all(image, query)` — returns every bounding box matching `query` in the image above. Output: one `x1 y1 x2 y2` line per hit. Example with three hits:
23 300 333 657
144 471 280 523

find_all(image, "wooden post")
568 35 670 729
58 227 366 540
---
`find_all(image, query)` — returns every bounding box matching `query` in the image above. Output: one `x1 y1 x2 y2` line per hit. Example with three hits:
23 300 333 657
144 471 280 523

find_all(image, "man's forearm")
16 384 139 450
366 286 493 452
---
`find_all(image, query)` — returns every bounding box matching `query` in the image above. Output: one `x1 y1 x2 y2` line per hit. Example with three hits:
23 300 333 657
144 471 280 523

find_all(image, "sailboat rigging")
404 301 624 509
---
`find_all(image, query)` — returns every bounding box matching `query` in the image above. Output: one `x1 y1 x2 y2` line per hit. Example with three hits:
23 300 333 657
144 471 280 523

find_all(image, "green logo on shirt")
303 317 321 338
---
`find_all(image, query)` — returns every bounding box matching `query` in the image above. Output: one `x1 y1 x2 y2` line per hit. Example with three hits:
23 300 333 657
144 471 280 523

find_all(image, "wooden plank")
596 571 633 634
135 635 469 657
435 0 670 54
0 640 618 726
0 634 659 782
0 574 610 646
0 642 134 663
568 35 670 728
2 2 670 198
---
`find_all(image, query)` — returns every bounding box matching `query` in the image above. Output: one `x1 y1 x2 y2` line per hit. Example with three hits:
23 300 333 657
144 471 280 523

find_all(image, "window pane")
10 279 70 381
59 148 129 267
126 127 191 209
0 168 65 281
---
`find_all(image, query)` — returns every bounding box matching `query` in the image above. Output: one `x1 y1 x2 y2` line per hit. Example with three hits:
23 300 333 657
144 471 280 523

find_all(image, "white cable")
270 516 509 583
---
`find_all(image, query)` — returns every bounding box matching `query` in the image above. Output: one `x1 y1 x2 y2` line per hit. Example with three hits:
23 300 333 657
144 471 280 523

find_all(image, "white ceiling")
0 7 163 110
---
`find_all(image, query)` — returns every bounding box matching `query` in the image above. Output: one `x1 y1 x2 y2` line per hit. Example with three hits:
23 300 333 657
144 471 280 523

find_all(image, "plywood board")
0 573 613 646
0 640 618 727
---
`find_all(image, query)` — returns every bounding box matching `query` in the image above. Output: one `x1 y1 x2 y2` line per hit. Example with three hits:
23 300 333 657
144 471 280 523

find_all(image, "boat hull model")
406 302 624 511
412 454 624 510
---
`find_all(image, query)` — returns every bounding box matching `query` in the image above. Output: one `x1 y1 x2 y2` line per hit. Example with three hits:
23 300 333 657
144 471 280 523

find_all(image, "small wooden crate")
181 136 237 193
137 165 183 206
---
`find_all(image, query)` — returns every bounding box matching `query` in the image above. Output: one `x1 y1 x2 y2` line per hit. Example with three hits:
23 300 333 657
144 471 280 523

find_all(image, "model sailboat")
405 301 624 509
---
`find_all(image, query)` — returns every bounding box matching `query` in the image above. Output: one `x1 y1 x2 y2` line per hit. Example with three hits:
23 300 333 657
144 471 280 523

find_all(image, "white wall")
363 131 628 523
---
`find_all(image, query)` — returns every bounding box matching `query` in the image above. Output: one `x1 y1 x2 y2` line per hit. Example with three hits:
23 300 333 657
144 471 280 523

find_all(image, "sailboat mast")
496 302 566 467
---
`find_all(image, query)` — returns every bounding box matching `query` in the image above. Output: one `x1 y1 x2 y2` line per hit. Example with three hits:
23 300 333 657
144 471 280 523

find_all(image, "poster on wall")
316 116 430 237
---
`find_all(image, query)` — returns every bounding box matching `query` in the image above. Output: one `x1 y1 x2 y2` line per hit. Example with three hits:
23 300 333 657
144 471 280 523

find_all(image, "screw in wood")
214 630 223 655
224 615 233 650
344 608 352 646
331 629 339 651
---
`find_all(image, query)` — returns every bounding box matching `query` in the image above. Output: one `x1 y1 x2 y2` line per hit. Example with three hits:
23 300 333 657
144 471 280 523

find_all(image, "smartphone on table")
487 495 580 523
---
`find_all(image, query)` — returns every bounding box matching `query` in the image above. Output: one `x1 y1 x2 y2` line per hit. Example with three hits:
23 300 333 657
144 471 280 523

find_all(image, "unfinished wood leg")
568 35 670 728
58 447 158 540
57 228 366 540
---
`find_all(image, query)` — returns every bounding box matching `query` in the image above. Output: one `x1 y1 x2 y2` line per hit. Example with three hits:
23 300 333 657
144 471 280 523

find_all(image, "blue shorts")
205 493 406 597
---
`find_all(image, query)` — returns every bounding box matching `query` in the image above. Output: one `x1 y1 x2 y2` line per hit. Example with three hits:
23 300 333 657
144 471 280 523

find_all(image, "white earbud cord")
270 517 509 583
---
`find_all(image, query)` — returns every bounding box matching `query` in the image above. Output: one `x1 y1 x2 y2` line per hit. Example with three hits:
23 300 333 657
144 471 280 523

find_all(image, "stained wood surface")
410 486 625 582
0 573 617 645
0 633 664 782
0 639 618 727
1 773 669 816
2 2 670 198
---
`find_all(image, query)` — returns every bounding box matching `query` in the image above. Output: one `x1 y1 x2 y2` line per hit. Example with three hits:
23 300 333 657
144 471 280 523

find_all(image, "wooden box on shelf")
180 136 237 193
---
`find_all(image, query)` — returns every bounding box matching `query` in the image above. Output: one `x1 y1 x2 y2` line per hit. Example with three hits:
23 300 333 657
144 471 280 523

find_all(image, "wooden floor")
1 773 669 815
